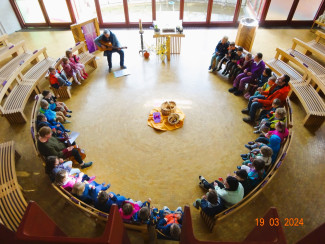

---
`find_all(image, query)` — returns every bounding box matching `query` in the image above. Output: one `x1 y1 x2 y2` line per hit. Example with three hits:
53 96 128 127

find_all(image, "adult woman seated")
37 126 92 169
241 74 290 123
199 176 244 208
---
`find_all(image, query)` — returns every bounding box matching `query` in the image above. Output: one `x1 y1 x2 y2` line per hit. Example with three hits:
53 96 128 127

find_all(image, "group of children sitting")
49 50 88 89
44 154 183 240
36 92 183 240
195 38 290 217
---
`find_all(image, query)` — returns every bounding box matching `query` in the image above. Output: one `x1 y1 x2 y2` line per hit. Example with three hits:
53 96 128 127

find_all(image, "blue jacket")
215 40 229 57
95 192 127 213
268 134 281 163
40 108 56 122
200 198 224 216
257 74 271 87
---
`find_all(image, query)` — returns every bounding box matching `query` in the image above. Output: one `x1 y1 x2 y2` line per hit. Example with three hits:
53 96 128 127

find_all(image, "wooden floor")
1 27 324 243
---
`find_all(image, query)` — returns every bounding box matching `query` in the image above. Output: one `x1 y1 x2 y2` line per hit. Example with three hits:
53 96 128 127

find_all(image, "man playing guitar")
94 29 127 73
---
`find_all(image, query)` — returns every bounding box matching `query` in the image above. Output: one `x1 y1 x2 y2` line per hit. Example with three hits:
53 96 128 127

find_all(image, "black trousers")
202 179 225 190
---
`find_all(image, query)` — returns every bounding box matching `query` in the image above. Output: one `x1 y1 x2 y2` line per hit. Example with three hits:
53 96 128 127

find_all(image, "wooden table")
153 33 185 61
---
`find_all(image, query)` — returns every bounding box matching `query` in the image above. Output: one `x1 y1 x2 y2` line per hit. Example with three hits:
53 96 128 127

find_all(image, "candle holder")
139 29 146 55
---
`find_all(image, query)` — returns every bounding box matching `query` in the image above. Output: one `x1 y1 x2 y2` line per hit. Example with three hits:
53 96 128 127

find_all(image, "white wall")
0 0 21 34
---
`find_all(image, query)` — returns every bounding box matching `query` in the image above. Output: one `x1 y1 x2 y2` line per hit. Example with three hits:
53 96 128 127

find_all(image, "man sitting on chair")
94 29 126 73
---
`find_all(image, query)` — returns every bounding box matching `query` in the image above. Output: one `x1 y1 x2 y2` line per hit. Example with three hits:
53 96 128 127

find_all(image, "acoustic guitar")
96 40 127 51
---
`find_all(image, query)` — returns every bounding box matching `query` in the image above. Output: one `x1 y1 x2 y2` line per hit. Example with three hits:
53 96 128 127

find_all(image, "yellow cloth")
147 107 185 131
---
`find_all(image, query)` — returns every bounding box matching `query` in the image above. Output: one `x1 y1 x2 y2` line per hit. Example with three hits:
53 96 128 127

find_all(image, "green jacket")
37 137 66 158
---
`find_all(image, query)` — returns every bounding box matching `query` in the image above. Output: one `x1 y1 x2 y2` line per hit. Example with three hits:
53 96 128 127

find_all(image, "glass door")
183 0 209 22
210 0 238 22
71 0 97 22
99 0 126 23
43 0 73 24
15 0 46 25
128 0 153 22
156 0 180 22
265 0 294 20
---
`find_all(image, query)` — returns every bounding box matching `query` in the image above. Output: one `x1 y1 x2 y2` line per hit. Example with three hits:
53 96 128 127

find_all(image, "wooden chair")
0 141 28 232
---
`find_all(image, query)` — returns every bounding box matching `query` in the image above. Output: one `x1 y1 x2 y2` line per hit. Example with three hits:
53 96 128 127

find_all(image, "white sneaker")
175 206 182 213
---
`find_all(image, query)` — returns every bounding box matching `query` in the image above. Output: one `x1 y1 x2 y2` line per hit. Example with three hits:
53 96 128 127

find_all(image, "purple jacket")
247 60 265 79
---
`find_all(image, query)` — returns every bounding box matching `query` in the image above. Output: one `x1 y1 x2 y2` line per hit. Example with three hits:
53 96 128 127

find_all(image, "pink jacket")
69 55 80 64
267 129 289 142
62 62 78 78
119 201 141 220
62 174 82 192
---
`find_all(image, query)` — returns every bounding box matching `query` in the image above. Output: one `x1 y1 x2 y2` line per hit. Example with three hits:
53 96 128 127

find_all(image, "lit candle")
139 19 143 31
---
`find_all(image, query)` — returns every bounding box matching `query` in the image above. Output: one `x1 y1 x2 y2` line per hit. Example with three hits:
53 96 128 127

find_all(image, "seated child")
61 57 83 85
193 189 224 216
216 41 236 71
245 134 282 163
253 76 276 96
45 156 81 182
72 181 110 205
229 53 253 81
119 199 143 221
132 199 152 224
258 98 282 121
239 158 266 187
254 107 286 134
256 121 288 144
48 67 72 89
241 145 273 167
156 206 183 240
40 99 69 124
42 90 72 117
244 68 272 99
36 113 69 139
66 50 88 79
234 169 252 197
54 169 108 192
222 46 244 76
95 191 127 213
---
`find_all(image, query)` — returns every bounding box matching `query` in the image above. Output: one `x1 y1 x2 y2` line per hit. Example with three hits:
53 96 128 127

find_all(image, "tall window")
43 0 72 23
183 0 209 22
156 0 180 22
99 0 125 23
293 0 323 21
128 0 152 22
265 0 294 20
211 0 237 22
15 0 46 23
71 0 97 22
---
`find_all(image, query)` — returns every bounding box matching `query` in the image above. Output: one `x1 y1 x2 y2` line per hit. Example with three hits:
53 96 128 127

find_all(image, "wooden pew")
292 31 325 63
14 202 131 244
276 47 325 94
0 48 55 124
199 98 293 232
0 38 26 63
265 52 325 127
0 141 28 232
